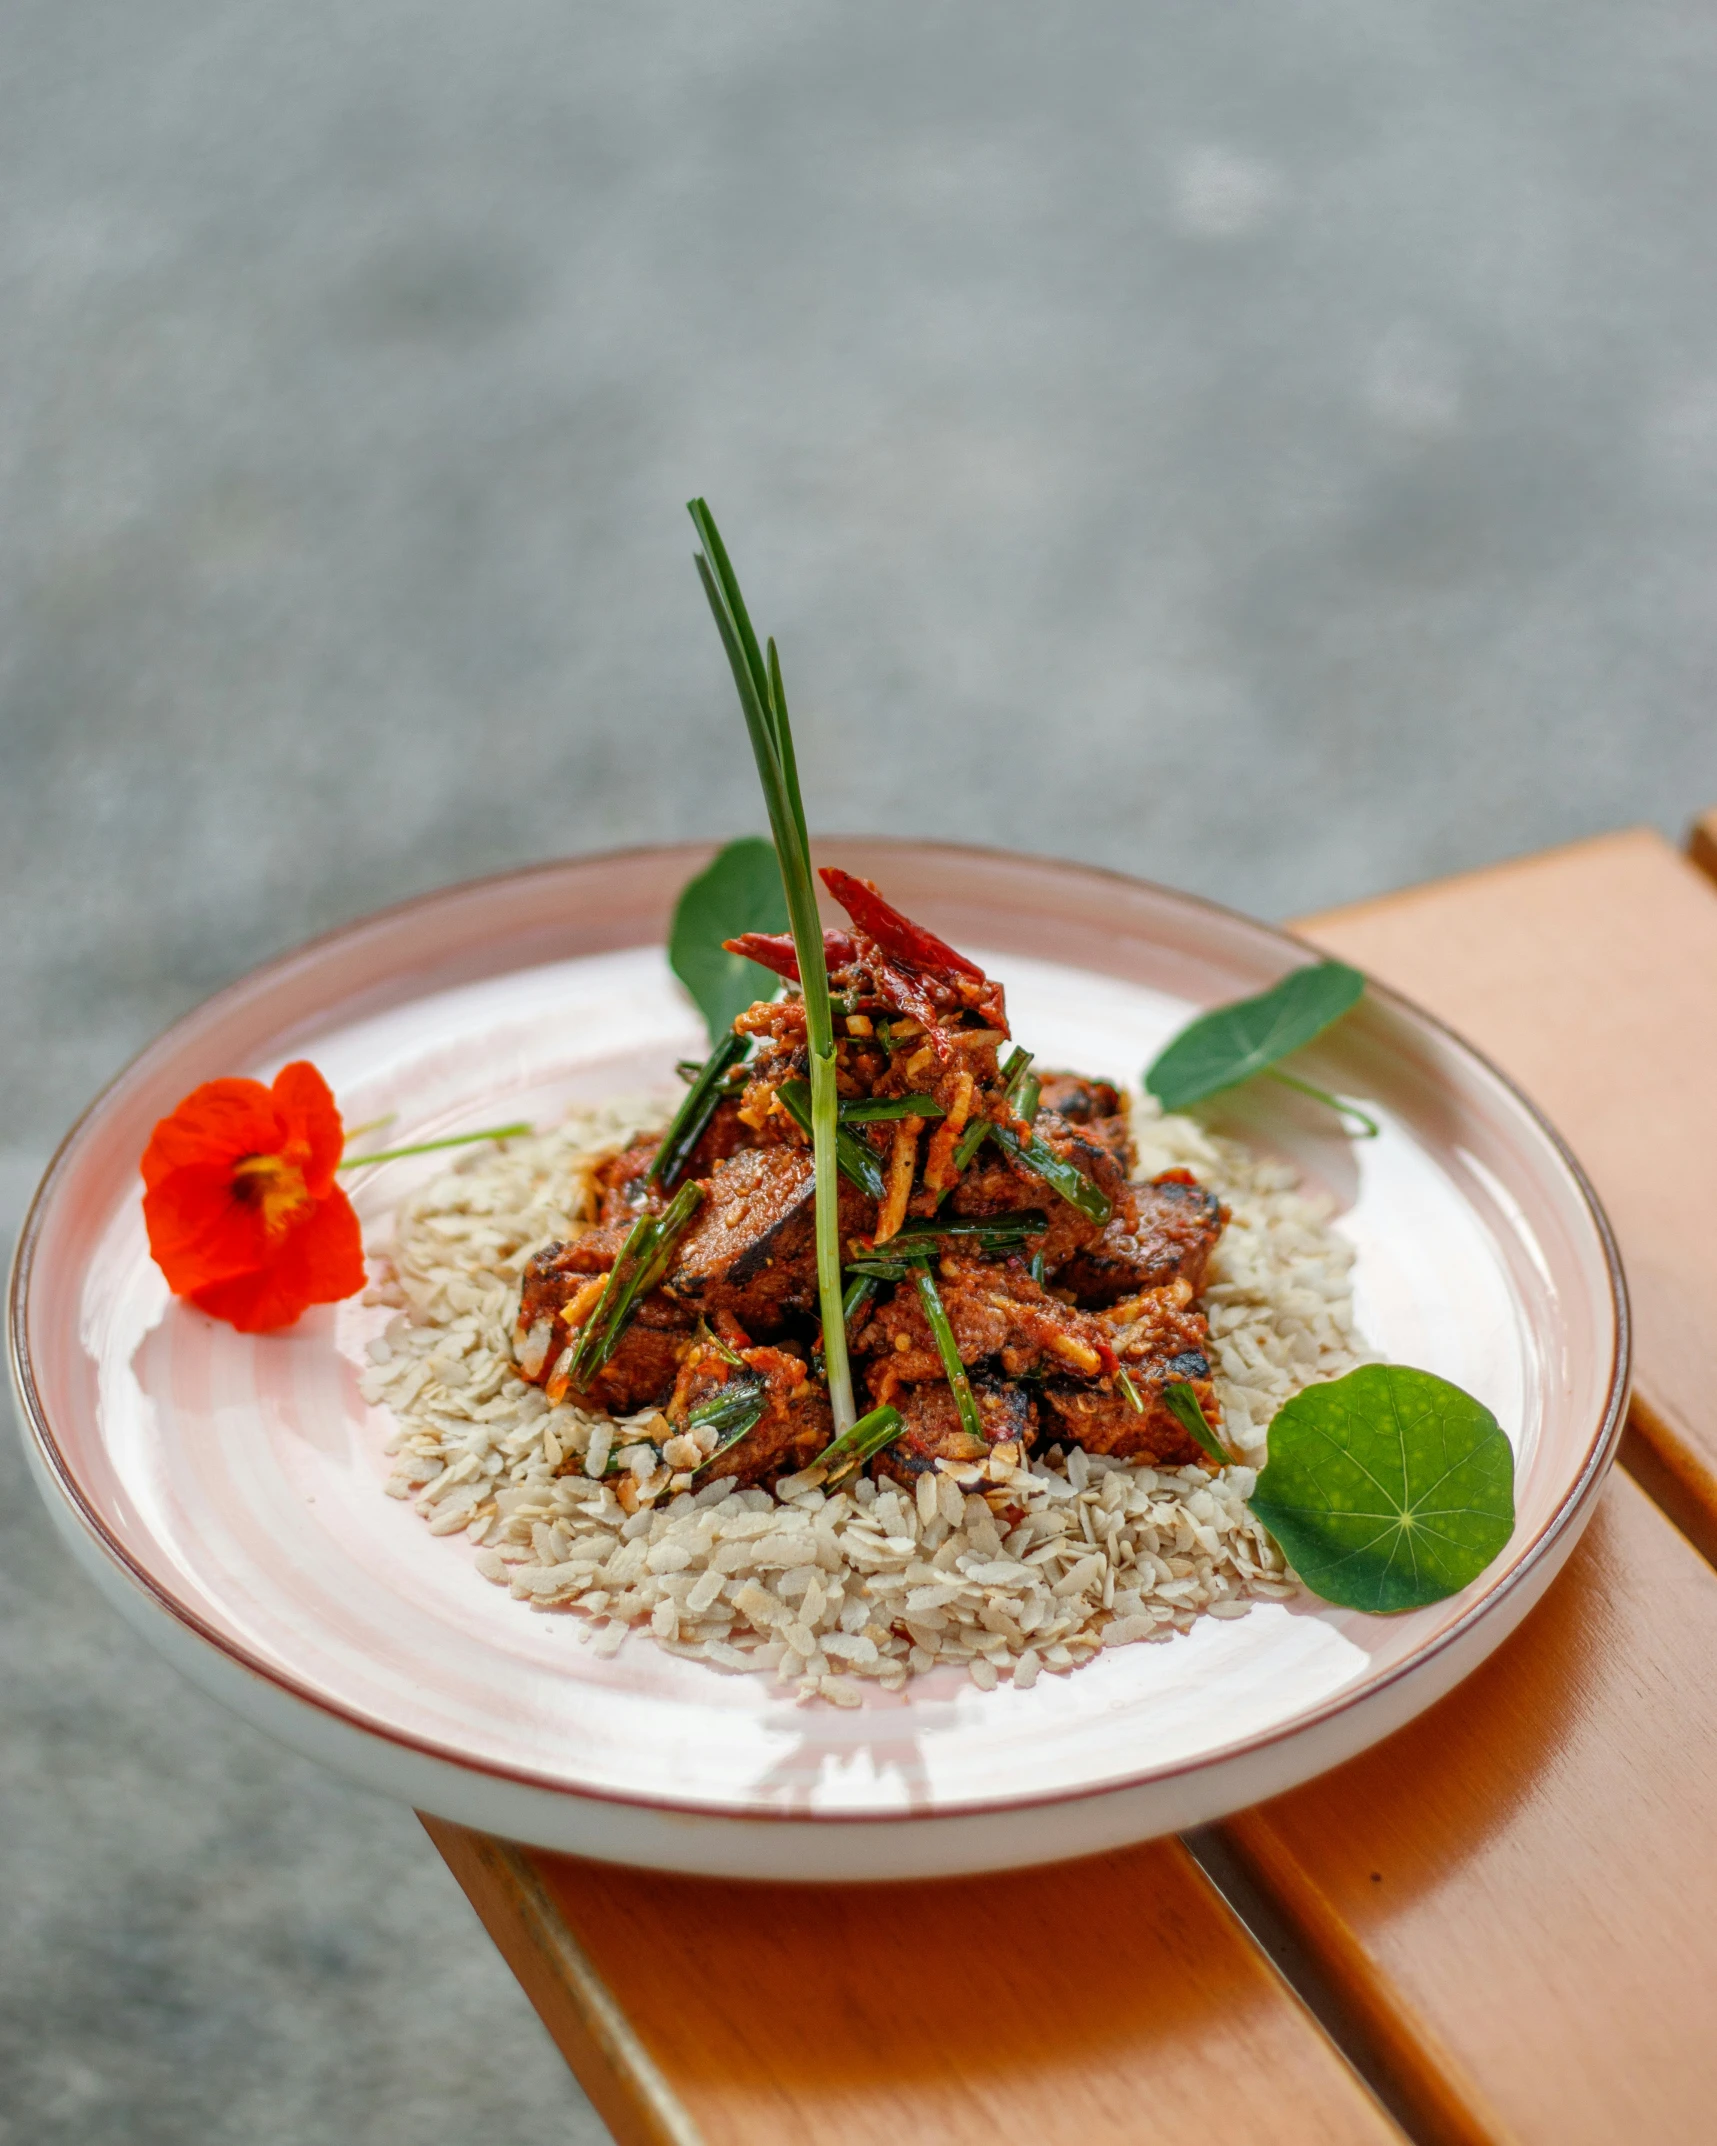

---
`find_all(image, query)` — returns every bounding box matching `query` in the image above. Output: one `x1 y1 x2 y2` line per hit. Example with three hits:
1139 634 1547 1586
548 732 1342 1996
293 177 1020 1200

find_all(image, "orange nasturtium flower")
141 1060 367 1332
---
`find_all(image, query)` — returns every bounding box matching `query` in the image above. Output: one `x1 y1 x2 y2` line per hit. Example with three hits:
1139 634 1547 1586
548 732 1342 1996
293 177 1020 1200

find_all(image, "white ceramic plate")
8 843 1628 1880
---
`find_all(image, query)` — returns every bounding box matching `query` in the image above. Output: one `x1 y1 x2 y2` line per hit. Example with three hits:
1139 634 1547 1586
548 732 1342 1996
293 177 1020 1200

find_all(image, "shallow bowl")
8 842 1628 1879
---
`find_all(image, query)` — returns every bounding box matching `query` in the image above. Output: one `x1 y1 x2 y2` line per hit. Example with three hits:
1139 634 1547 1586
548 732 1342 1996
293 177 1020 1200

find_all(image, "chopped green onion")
988 1123 1113 1226
845 1256 929 1283
813 1272 880 1374
886 1211 1046 1253
566 1180 704 1384
1016 1072 1041 1126
1163 1380 1235 1466
998 1045 1033 1094
648 1033 749 1189
948 1115 993 1175
695 1318 746 1367
775 1078 887 1198
839 1093 945 1122
338 1122 532 1170
810 1401 906 1483
1028 1251 1046 1287
685 1374 769 1436
1116 1367 1145 1413
914 1267 985 1445
686 1374 770 1474
842 1272 878 1324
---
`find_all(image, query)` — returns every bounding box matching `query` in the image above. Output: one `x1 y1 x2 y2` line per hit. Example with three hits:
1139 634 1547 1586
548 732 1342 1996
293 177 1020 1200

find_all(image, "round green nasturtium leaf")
669 837 789 1045
1145 960 1366 1113
1248 1364 1515 1613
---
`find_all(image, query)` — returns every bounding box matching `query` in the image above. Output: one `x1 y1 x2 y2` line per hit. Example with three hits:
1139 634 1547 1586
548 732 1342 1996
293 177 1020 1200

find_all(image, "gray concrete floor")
5 1 1717 2138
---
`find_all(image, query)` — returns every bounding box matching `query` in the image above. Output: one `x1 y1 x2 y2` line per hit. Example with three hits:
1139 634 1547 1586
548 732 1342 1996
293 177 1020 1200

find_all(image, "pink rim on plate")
8 842 1628 1880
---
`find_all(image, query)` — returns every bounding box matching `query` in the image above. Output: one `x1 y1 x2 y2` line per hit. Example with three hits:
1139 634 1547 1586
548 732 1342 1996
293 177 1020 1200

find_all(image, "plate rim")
7 838 1632 1823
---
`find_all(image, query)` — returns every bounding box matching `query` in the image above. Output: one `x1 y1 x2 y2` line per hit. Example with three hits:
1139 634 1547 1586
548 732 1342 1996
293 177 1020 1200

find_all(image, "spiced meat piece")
1035 1073 1123 1125
1056 1172 1227 1309
870 1370 1036 1488
1041 1344 1218 1468
665 1335 832 1489
515 1226 629 1360
553 1294 694 1415
662 1145 872 1334
946 1107 1136 1269
593 1098 757 1225
1041 1280 1220 1465
513 1227 694 1414
855 1251 1115 1388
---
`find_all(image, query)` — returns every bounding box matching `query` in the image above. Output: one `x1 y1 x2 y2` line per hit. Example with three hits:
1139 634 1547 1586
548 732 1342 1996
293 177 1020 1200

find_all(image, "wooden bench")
426 817 1717 2145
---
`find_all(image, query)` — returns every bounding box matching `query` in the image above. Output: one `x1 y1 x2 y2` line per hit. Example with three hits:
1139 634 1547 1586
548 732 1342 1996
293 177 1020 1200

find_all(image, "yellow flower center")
231 1152 313 1240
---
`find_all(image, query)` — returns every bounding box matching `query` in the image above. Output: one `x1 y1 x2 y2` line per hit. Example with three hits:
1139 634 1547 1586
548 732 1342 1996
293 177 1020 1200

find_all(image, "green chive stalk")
1163 1380 1236 1466
688 500 857 1435
914 1267 985 1445
566 1179 705 1385
810 1402 906 1484
648 1033 748 1189
338 1122 532 1170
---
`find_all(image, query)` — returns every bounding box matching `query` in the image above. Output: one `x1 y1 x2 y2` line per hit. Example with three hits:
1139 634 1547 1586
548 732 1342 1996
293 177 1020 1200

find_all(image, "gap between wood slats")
1181 1826 1452 2146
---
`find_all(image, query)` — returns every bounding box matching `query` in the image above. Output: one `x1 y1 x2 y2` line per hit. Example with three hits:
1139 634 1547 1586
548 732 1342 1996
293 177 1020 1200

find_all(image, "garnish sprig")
914 1267 985 1445
688 500 857 1433
338 1122 532 1170
1145 960 1378 1137
1247 1365 1515 1611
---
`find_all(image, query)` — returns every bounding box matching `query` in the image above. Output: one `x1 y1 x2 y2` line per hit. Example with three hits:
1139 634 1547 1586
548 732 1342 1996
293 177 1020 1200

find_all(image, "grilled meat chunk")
871 1370 1036 1487
1041 1277 1221 1465
663 1145 871 1334
665 1333 832 1489
551 1295 693 1416
1042 1347 1218 1467
594 1099 755 1224
857 1249 1116 1393
1056 1172 1227 1309
514 1228 694 1414
1035 1073 1123 1125
947 1107 1135 1269
515 1227 623 1351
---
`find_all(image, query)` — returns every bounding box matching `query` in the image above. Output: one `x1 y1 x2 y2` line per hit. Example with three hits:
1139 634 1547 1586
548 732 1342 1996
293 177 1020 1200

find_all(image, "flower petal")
189 1184 366 1332
270 1061 346 1196
141 1080 284 1190
143 1163 273 1293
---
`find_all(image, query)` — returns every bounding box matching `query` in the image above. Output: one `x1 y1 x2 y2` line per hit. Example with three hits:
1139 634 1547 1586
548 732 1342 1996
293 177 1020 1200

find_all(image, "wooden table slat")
430 1825 1403 2146
428 817 1717 2145
1298 825 1717 1538
1205 820 1717 2145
